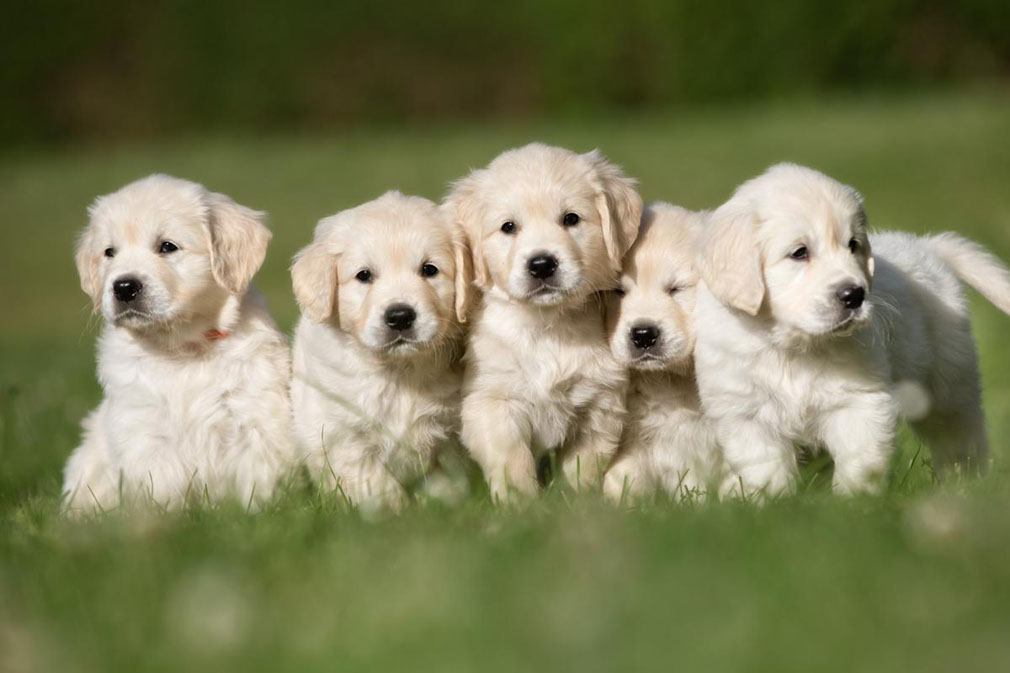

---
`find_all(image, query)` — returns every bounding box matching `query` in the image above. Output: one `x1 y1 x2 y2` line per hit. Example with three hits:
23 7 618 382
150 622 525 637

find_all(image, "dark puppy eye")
790 246 809 261
613 287 626 297
562 212 580 227
668 286 680 296
420 262 439 277
158 241 179 254
104 247 116 258
355 269 373 283
501 221 516 234
848 238 860 254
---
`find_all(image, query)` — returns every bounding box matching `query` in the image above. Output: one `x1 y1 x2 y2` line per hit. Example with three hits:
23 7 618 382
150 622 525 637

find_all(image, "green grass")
3 87 1010 672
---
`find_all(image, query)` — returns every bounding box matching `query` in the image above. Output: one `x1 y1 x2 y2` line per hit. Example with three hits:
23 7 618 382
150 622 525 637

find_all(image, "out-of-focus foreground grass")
1 88 1010 672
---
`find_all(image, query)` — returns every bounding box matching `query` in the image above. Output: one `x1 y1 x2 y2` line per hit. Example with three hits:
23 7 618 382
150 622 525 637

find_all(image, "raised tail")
926 232 1010 315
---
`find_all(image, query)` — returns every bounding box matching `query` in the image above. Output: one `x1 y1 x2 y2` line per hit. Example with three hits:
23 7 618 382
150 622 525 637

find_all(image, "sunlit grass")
2 87 1010 671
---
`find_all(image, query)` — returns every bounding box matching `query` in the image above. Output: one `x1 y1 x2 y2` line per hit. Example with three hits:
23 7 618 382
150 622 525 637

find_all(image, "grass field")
3 88 1010 672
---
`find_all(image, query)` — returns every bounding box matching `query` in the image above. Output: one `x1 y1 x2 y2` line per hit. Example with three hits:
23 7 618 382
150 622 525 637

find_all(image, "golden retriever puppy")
446 143 642 500
604 203 721 500
694 163 1010 498
290 191 472 507
63 174 293 512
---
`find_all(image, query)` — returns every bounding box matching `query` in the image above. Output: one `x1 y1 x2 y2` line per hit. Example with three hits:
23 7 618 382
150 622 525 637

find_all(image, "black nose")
113 277 143 303
527 254 558 280
836 285 866 310
630 324 660 350
384 304 417 331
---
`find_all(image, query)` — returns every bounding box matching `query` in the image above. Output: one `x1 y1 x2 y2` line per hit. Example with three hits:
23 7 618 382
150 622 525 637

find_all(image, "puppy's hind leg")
232 432 290 511
603 450 650 502
912 407 989 476
461 392 538 502
344 461 412 512
911 340 990 475
562 393 625 494
63 406 120 514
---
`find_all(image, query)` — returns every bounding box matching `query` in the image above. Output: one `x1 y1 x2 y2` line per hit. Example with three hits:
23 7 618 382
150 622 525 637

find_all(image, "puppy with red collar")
63 175 294 513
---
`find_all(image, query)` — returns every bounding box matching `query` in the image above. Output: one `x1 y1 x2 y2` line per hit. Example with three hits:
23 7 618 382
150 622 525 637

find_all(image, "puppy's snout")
384 303 417 332
113 277 143 303
630 323 660 350
527 254 558 280
836 285 866 310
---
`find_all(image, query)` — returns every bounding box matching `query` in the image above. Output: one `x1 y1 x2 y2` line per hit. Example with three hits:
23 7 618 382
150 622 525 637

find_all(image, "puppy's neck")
629 366 702 410
121 291 245 355
373 339 462 375
483 290 604 331
320 323 461 378
631 364 695 389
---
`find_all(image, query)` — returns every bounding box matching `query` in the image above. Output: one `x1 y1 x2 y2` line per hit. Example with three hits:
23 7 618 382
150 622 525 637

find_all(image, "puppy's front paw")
603 467 636 503
561 452 610 495
487 471 539 505
718 469 796 503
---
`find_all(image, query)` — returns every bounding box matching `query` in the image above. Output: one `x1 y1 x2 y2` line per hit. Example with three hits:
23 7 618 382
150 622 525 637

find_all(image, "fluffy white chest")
299 366 457 450
75 310 293 511
695 288 886 444
526 341 615 450
101 334 269 472
618 373 721 491
291 319 460 467
628 376 705 442
468 299 624 451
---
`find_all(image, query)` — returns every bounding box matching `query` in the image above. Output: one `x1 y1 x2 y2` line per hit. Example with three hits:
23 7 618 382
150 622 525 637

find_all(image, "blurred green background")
3 3 1010 672
3 0 1009 144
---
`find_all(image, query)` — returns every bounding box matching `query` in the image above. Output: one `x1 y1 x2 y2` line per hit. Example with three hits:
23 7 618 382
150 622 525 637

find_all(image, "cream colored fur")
63 174 293 513
290 191 472 507
604 203 721 500
694 163 1010 498
446 143 642 500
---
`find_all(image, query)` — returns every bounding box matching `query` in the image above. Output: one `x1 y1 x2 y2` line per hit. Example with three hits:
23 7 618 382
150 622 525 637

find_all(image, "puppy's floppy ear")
74 219 101 310
451 225 475 322
586 150 644 270
853 202 876 286
444 173 491 290
696 200 765 316
291 214 344 324
206 192 272 295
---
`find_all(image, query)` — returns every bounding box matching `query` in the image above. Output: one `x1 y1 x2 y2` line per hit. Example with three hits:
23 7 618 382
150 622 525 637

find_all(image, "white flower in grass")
165 567 251 655
904 495 967 551
893 380 931 422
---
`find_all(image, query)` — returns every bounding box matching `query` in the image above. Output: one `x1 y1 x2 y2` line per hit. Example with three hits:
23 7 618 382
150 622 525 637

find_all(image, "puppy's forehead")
90 175 208 240
751 167 865 239
486 143 588 179
480 148 596 217
337 195 452 261
626 212 697 283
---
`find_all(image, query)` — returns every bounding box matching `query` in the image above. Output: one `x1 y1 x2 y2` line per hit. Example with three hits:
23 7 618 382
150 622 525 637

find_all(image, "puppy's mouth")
385 335 417 348
830 315 856 333
111 307 160 327
521 282 575 305
828 308 870 335
629 352 670 370
377 333 432 355
631 350 694 373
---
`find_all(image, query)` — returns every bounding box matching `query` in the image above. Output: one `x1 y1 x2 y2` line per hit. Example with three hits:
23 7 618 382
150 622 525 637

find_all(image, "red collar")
183 328 230 351
203 328 230 341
